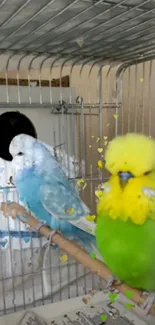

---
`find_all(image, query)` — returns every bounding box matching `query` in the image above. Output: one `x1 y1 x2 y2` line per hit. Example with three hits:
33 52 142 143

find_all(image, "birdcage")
0 0 155 324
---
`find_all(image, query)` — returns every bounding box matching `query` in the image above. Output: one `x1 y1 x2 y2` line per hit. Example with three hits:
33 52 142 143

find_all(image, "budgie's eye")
18 152 24 156
144 171 151 176
72 161 78 166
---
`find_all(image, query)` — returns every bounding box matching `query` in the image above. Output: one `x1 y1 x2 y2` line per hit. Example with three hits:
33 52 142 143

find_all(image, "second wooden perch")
1 201 155 317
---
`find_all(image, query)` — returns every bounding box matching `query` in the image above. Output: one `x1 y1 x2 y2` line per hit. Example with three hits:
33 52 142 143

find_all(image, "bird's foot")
106 275 123 291
141 291 155 315
48 230 59 248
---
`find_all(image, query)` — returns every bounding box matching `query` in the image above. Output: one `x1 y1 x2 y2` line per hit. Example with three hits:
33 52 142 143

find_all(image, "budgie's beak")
119 171 134 188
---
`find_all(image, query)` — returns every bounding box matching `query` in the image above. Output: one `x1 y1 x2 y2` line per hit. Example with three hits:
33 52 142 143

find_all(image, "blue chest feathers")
15 168 82 236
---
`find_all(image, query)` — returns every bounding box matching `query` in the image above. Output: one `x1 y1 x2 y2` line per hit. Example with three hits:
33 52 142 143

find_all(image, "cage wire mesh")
0 0 154 317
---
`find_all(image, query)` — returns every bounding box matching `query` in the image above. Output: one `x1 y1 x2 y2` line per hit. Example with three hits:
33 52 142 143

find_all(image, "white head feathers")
9 133 36 158
9 134 39 180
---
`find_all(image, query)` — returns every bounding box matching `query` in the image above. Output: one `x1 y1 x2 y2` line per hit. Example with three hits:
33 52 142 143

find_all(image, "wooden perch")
1 201 155 317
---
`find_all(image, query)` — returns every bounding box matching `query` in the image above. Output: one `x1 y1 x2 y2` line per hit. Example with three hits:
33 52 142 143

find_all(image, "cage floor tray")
1 292 154 325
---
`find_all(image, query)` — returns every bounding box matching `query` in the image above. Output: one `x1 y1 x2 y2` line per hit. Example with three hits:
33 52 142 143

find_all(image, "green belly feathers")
95 215 155 290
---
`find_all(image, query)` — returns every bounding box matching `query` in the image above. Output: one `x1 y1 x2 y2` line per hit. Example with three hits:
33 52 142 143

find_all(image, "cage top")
0 0 155 65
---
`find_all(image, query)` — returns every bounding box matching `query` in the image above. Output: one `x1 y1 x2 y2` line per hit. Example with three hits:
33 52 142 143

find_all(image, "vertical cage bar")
148 60 152 137
134 64 138 132
127 67 131 132
141 62 145 134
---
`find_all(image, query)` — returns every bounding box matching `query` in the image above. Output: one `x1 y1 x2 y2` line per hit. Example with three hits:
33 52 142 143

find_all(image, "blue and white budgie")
9 134 99 257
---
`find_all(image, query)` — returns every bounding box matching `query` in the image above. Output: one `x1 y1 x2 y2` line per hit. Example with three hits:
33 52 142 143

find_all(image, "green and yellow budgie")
95 133 155 313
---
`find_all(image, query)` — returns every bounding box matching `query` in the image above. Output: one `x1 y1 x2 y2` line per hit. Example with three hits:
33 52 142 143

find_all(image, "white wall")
0 86 77 152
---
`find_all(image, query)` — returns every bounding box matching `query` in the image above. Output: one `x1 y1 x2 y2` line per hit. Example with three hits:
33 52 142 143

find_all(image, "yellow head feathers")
105 133 155 177
97 133 155 225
